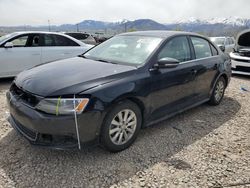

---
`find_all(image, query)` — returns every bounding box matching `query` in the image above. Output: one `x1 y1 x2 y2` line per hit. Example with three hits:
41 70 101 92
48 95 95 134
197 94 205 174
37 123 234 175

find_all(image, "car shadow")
0 97 241 187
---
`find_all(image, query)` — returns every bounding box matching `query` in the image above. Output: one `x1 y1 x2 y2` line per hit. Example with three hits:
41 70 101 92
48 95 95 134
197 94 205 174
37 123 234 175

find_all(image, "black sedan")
7 31 231 152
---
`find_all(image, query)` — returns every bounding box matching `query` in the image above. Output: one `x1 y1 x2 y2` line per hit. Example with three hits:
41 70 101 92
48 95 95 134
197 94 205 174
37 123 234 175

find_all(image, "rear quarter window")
53 35 79 46
210 44 218 56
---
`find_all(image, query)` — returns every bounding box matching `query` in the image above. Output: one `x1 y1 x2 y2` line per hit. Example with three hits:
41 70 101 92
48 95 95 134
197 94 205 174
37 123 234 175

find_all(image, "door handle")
213 63 218 70
191 69 197 75
32 53 40 56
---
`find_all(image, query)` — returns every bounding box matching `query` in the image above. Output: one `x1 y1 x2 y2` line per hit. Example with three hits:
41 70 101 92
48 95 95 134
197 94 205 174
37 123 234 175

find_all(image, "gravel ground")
0 76 249 188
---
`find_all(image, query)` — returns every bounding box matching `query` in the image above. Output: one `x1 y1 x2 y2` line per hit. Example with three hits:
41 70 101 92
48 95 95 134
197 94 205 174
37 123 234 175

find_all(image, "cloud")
0 0 249 26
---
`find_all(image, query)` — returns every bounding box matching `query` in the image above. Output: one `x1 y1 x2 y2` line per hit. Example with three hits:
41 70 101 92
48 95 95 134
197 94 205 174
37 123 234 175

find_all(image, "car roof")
210 36 233 39
2 31 89 46
118 30 204 39
12 31 67 35
64 32 90 35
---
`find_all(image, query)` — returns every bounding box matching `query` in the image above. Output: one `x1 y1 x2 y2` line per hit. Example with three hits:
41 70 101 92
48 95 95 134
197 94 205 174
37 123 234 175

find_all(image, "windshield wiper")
96 59 118 64
79 55 118 64
78 54 88 58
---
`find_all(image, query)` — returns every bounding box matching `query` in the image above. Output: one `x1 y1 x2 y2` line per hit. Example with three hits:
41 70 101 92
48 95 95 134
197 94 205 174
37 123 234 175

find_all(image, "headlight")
35 98 89 115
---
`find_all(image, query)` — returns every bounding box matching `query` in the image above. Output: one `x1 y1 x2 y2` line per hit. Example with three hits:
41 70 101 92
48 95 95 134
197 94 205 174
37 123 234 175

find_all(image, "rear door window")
230 38 235 45
43 34 54 46
225 38 230 45
191 37 212 59
43 34 79 46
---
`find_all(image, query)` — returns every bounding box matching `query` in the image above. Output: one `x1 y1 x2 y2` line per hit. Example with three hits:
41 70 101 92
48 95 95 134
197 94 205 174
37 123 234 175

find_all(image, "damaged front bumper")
6 91 102 150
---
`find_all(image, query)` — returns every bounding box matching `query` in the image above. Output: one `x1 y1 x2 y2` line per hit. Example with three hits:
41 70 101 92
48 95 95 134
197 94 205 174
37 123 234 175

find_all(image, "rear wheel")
100 101 142 152
208 77 226 106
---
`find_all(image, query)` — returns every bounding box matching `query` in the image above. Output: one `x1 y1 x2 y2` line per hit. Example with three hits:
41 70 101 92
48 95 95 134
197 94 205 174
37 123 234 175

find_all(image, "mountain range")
1 17 249 37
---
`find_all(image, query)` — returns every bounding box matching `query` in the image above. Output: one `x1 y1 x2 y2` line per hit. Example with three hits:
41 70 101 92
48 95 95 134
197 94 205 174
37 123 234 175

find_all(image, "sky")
0 0 250 26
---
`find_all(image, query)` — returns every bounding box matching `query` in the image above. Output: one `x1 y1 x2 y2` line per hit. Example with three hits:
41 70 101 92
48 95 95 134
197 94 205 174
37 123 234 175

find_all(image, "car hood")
15 57 136 97
236 29 250 50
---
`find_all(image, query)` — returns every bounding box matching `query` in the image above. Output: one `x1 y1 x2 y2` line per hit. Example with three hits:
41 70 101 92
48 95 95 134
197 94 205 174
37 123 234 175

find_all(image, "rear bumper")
6 91 103 149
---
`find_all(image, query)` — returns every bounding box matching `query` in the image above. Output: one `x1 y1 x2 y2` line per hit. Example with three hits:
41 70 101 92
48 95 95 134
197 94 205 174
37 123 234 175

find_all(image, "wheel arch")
220 73 229 87
111 95 146 120
210 72 229 96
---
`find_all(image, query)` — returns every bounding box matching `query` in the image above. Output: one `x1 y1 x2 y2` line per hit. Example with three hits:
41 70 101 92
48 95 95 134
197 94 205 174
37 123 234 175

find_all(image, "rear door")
41 34 84 64
0 34 42 77
149 36 199 121
189 36 219 100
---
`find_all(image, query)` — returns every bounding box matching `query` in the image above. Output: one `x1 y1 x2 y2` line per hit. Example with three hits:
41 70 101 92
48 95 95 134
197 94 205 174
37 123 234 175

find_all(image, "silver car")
210 37 235 53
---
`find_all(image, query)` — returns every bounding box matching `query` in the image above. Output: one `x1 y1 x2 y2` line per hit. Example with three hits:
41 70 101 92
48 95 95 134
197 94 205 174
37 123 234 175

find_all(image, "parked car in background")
92 33 114 44
7 31 231 152
230 29 250 75
210 37 235 53
0 31 93 78
64 32 97 45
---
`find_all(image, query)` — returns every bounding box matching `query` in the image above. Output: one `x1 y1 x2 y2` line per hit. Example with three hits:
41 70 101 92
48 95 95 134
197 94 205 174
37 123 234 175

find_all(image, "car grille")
239 51 250 57
232 66 250 73
10 116 38 141
10 84 41 107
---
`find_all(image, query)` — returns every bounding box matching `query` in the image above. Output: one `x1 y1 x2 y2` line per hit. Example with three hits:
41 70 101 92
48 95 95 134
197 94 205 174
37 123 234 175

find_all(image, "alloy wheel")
214 80 225 102
109 109 137 145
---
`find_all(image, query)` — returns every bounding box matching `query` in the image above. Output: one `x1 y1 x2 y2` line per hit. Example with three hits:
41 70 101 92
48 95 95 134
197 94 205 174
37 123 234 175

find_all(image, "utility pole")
76 24 79 32
48 20 51 32
124 22 127 33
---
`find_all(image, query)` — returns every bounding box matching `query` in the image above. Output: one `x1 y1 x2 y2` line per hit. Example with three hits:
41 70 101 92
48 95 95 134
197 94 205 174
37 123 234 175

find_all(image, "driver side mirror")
218 45 225 52
4 42 14 48
154 57 180 69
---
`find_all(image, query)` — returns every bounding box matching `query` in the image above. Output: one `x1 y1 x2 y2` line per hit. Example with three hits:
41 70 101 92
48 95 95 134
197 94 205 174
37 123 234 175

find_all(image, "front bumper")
6 91 103 149
230 53 250 75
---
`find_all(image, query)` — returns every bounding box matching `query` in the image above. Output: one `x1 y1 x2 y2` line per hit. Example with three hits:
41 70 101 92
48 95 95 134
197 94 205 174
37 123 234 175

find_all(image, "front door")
0 34 41 77
148 36 198 122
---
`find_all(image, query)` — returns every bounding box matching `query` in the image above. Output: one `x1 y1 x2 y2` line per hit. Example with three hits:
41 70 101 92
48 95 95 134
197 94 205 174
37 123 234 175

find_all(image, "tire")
100 100 142 152
208 77 226 106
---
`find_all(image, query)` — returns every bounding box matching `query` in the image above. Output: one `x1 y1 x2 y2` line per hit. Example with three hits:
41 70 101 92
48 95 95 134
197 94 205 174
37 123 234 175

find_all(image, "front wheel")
208 77 226 106
100 101 142 152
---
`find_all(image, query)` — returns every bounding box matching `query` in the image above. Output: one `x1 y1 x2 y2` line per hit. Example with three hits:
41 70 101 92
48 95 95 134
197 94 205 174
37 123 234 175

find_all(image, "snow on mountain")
173 17 249 26
115 19 129 24
176 17 209 25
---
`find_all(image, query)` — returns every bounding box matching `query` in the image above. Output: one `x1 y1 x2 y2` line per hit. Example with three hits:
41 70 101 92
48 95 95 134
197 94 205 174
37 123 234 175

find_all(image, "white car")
230 29 250 76
210 37 235 53
0 31 93 78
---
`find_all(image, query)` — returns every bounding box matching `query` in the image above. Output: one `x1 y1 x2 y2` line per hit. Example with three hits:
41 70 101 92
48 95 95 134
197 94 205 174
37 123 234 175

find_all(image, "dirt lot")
0 76 249 188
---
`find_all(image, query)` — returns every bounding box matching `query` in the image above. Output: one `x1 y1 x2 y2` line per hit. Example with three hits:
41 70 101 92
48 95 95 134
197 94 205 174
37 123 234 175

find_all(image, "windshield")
84 35 162 66
210 38 225 46
0 33 17 44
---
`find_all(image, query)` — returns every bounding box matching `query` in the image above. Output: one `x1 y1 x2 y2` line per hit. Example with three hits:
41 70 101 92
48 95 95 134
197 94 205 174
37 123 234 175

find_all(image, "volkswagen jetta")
7 31 231 152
